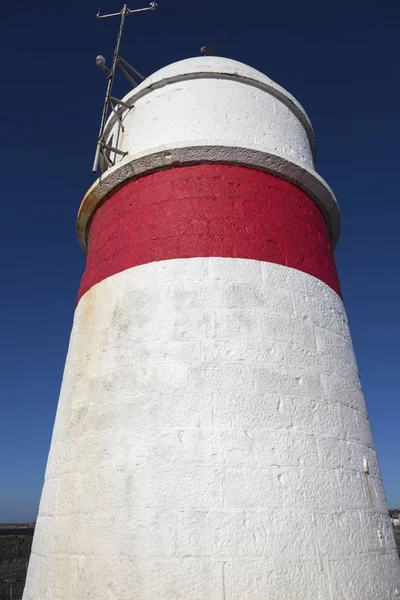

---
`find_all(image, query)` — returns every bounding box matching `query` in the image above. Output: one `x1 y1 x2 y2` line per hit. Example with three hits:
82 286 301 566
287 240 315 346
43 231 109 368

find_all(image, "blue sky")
1 0 399 522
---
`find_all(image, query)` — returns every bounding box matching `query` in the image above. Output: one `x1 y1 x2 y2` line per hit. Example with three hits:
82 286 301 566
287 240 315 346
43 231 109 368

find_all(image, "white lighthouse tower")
23 54 400 599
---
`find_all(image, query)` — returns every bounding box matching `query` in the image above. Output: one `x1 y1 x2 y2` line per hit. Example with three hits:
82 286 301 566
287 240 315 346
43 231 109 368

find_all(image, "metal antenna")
200 32 228 57
92 2 158 173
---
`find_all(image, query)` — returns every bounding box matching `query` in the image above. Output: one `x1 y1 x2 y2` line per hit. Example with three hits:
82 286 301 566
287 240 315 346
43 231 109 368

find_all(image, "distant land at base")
0 524 35 537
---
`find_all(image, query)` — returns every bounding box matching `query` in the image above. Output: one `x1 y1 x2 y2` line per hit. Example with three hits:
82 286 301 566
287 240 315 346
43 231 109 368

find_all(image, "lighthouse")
23 56 400 599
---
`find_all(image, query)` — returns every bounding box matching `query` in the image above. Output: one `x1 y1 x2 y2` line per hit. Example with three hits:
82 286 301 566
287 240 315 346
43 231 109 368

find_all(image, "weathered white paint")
105 77 313 170
77 57 340 251
103 56 316 163
23 258 400 600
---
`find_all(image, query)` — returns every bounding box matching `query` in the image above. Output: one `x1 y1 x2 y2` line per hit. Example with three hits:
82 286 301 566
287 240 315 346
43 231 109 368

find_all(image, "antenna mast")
92 2 157 173
200 32 228 57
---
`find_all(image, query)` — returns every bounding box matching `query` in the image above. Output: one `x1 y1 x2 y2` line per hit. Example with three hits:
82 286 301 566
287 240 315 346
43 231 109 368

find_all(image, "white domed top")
120 56 315 156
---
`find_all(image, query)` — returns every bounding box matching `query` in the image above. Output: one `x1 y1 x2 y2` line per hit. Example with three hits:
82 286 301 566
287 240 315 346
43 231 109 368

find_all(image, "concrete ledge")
77 146 340 253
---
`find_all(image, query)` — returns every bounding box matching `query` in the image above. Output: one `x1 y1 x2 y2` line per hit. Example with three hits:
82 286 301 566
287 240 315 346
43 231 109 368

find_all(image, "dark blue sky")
1 0 399 522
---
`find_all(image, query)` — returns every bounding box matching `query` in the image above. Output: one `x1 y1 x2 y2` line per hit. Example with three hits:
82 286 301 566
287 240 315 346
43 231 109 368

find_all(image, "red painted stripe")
78 165 341 301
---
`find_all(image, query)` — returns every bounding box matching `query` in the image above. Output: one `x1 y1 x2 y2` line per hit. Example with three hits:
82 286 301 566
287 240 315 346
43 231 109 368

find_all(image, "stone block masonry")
24 257 400 599
2 523 400 598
